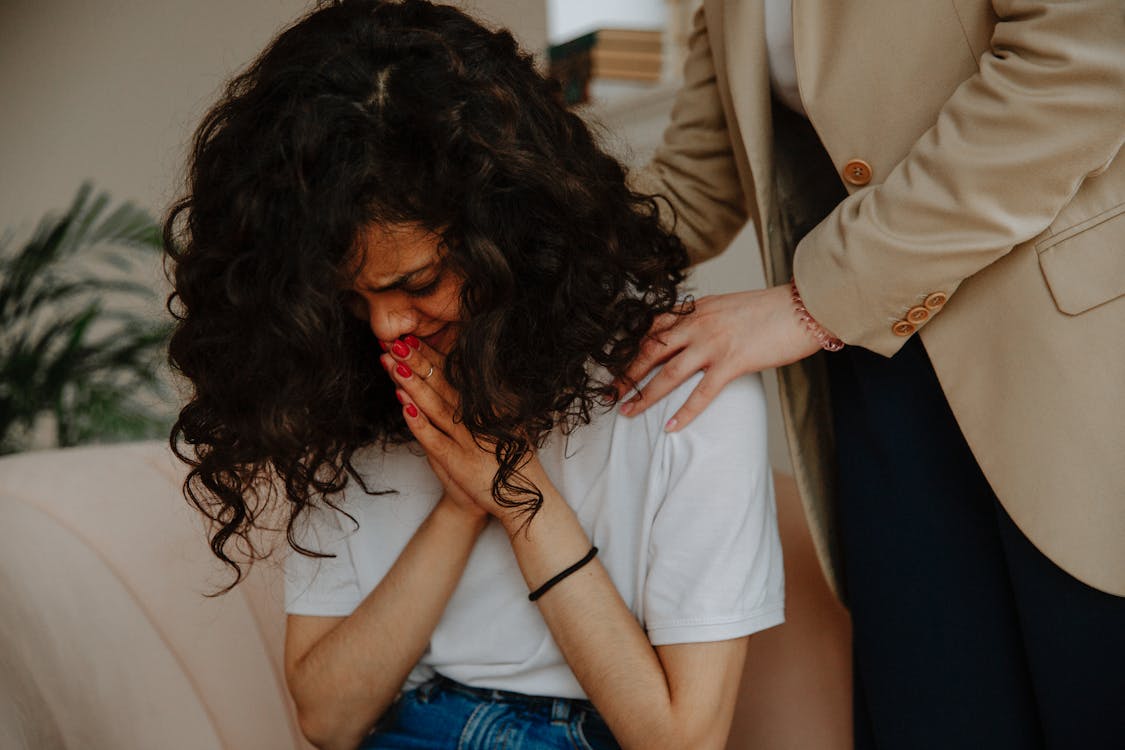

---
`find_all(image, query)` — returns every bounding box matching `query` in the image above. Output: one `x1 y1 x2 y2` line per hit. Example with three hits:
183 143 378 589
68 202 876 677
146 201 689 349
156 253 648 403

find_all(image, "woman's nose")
366 297 418 343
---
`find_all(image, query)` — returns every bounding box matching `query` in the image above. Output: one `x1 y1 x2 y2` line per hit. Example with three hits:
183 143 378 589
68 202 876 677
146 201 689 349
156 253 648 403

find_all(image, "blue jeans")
361 674 621 749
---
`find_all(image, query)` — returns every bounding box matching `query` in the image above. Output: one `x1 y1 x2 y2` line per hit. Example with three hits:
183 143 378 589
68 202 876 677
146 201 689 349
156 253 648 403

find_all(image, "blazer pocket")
1036 201 1125 315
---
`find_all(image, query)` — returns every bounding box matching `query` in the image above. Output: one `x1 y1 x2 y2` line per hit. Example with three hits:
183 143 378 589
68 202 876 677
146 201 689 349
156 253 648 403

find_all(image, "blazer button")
906 306 930 324
892 320 916 337
843 159 872 186
924 292 948 309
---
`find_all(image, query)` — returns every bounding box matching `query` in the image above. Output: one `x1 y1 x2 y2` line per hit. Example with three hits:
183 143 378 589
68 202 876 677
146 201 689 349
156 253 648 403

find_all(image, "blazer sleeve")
630 6 750 263
792 0 1125 356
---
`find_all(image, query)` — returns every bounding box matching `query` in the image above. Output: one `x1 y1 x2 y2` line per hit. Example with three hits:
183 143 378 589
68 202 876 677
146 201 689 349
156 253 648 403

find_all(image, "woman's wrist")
497 493 551 537
434 493 491 534
790 277 844 352
502 484 595 593
493 464 559 535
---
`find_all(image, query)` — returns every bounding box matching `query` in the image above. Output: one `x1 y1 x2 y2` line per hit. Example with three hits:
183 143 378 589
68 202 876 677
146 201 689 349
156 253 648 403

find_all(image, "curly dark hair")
165 0 690 588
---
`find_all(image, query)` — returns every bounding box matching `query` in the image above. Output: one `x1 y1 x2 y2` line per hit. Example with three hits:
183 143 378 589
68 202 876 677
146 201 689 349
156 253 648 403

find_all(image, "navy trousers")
827 336 1125 749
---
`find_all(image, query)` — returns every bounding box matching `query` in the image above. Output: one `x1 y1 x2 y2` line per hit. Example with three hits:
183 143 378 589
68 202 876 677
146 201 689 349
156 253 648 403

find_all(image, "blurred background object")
0 183 173 454
549 28 663 105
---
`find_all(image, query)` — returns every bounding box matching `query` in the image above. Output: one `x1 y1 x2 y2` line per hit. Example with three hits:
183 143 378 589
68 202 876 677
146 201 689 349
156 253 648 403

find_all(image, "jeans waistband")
419 673 598 720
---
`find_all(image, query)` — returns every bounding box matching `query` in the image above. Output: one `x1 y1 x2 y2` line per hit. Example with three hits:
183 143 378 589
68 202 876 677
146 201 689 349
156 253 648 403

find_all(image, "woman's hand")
380 336 540 525
287 339 499 750
614 284 823 432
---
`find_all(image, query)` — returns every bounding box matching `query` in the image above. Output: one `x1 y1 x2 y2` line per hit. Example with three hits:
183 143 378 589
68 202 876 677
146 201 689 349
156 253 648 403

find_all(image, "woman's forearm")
287 498 488 750
502 489 738 750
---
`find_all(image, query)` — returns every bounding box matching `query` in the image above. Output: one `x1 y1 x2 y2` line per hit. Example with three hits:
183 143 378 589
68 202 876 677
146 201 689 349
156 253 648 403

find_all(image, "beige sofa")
0 442 310 750
0 441 850 750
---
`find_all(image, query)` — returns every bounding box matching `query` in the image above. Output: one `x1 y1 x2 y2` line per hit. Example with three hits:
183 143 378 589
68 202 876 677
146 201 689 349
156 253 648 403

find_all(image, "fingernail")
396 363 412 378
378 341 388 351
405 404 419 418
405 335 421 350
664 418 678 432
380 355 392 371
619 401 633 415
395 390 407 404
392 340 410 358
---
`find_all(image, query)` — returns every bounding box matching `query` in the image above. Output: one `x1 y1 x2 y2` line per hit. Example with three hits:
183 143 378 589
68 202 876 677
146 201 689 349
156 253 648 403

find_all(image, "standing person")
164 2 784 748
619 1 1125 747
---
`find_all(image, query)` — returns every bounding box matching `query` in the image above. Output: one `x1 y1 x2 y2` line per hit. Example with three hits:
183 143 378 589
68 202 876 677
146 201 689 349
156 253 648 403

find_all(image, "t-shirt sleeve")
642 372 785 646
284 503 365 617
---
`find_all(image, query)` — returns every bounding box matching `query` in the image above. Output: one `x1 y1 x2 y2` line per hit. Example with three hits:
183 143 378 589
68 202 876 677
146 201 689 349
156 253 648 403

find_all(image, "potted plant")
0 183 173 454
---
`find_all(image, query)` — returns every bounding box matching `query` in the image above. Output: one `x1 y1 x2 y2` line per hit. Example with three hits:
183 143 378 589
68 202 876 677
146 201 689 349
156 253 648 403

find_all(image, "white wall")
548 0 665 43
0 0 301 229
0 0 547 230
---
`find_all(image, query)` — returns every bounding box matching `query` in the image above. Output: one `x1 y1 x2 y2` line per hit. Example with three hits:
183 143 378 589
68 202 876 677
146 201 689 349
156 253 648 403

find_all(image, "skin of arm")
284 494 488 750
386 341 752 749
505 482 750 749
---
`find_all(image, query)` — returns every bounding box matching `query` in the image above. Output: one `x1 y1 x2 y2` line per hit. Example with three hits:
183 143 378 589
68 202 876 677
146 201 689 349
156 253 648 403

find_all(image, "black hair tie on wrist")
528 546 599 602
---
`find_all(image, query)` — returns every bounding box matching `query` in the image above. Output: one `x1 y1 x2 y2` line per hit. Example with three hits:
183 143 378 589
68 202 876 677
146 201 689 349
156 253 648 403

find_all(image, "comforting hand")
381 337 546 526
614 284 823 431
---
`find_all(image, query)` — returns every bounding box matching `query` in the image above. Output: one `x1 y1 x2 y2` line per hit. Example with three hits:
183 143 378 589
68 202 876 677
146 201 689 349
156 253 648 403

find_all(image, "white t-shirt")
285 370 785 700
765 0 807 117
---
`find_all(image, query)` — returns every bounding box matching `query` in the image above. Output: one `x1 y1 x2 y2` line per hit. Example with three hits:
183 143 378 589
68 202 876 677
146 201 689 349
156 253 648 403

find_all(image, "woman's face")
345 223 463 353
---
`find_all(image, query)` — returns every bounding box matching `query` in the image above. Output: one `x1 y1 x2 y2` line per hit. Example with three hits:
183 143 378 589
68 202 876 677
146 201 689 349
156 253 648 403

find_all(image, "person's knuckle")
693 377 721 400
660 360 684 381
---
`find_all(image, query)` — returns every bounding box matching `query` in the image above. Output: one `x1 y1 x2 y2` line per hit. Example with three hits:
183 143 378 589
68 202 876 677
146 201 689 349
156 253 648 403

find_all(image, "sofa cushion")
0 441 308 750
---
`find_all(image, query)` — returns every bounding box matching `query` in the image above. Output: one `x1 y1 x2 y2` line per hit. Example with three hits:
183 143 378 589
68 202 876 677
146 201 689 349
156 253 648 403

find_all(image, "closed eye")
403 270 443 298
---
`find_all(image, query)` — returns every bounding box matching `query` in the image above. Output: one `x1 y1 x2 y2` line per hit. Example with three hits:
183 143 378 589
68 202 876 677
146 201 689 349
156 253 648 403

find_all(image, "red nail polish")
378 341 388 351
405 404 419 418
395 390 407 404
405 335 421 350
380 355 392 371
392 340 410 358
396 363 412 378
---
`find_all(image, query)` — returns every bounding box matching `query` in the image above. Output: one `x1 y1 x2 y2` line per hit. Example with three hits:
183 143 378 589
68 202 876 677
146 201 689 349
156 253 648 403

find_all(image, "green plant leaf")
1 183 174 454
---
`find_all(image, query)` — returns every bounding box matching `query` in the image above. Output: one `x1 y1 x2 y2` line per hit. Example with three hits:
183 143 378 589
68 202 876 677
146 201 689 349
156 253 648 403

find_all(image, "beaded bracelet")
790 277 844 352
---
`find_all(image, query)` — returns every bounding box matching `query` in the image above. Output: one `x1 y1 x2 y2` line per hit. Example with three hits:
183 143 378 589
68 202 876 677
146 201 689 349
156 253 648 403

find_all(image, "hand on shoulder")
615 284 821 431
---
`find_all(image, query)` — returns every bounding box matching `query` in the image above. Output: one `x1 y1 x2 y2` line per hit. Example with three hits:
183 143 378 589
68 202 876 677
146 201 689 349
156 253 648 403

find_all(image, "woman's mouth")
420 324 454 353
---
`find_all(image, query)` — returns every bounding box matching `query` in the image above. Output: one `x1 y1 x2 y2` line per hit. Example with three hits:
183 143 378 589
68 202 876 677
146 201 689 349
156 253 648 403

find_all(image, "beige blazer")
635 0 1125 598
